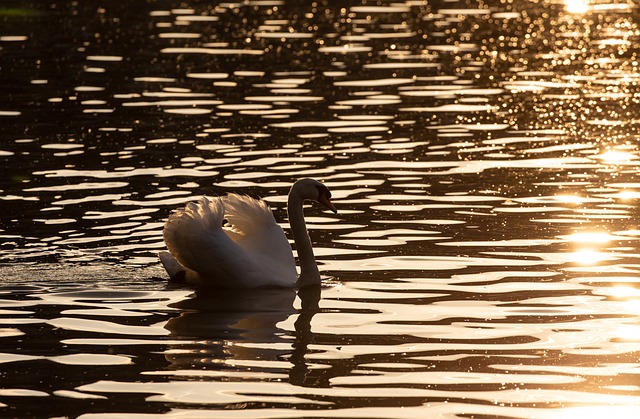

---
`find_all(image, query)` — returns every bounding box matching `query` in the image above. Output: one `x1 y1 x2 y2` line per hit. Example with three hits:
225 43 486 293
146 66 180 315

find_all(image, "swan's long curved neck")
288 191 320 287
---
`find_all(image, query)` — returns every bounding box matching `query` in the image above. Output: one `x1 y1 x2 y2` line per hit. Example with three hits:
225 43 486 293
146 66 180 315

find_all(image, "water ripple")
3 0 640 417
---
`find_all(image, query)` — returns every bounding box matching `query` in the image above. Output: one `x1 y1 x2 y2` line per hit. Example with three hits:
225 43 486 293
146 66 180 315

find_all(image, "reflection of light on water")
555 194 585 204
569 249 608 265
552 405 640 419
596 151 635 164
612 322 640 341
622 300 640 317
560 232 612 244
594 286 640 316
616 190 640 200
564 0 589 14
606 285 640 299
606 286 640 316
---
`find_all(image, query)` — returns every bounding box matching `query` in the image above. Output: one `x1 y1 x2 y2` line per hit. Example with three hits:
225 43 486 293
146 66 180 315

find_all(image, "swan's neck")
288 192 320 287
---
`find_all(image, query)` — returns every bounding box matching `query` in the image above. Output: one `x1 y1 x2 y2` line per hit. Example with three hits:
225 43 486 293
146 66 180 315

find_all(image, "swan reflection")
164 285 321 386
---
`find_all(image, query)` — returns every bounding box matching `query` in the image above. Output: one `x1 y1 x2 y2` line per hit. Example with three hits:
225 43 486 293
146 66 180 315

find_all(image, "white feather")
163 194 296 288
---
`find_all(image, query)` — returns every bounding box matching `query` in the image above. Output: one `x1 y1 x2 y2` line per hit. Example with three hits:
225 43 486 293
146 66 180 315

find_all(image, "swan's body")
159 178 336 288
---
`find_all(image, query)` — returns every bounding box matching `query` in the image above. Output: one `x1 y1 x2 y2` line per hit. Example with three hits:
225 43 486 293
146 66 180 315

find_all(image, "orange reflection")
621 299 640 317
616 190 640 200
595 286 640 316
554 194 585 204
554 406 640 418
564 0 589 14
607 285 640 298
569 248 609 265
563 230 614 265
602 287 640 335
595 150 636 164
560 232 613 244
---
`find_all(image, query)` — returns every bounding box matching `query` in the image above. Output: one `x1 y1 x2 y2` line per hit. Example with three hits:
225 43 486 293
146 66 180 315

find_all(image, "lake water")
2 0 640 417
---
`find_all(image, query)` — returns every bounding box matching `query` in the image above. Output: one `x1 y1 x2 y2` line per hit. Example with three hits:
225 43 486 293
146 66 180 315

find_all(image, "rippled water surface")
3 0 640 417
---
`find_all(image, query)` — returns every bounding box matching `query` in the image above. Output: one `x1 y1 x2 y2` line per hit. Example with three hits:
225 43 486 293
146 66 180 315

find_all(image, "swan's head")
292 178 337 214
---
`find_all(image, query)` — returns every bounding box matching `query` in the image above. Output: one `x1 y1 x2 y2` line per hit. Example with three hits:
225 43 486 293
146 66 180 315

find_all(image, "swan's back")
163 194 297 288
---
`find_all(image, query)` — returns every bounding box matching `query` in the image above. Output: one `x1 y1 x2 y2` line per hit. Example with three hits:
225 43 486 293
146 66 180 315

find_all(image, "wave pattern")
1 0 640 417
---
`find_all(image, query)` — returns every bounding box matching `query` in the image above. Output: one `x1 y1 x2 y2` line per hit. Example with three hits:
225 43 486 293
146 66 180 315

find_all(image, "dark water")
2 0 640 417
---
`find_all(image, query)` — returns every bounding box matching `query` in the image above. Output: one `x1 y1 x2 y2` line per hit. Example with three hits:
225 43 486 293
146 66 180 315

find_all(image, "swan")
158 178 337 288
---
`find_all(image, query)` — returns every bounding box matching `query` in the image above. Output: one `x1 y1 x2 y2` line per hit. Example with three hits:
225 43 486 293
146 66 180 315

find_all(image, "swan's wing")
220 193 276 236
163 196 296 288
163 197 259 287
221 194 297 275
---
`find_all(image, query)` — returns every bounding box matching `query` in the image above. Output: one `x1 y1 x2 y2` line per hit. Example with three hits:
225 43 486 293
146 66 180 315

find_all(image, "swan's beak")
319 193 337 214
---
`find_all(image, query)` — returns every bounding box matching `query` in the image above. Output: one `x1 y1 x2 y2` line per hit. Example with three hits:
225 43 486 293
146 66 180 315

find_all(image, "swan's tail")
159 251 187 283
163 197 225 274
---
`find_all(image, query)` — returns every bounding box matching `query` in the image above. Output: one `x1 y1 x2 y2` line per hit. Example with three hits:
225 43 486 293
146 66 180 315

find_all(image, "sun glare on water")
595 150 636 164
569 248 610 265
560 232 613 244
606 285 640 299
561 231 617 265
564 0 590 14
551 405 640 419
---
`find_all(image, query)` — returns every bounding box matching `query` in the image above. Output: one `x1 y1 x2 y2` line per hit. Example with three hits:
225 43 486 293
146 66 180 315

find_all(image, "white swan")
158 178 337 288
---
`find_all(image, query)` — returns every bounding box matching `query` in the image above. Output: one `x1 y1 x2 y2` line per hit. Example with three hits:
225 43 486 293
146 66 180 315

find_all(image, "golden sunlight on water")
2 0 640 417
564 0 590 14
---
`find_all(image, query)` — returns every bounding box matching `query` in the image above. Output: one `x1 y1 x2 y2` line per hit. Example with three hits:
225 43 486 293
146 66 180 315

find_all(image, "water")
2 0 640 417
